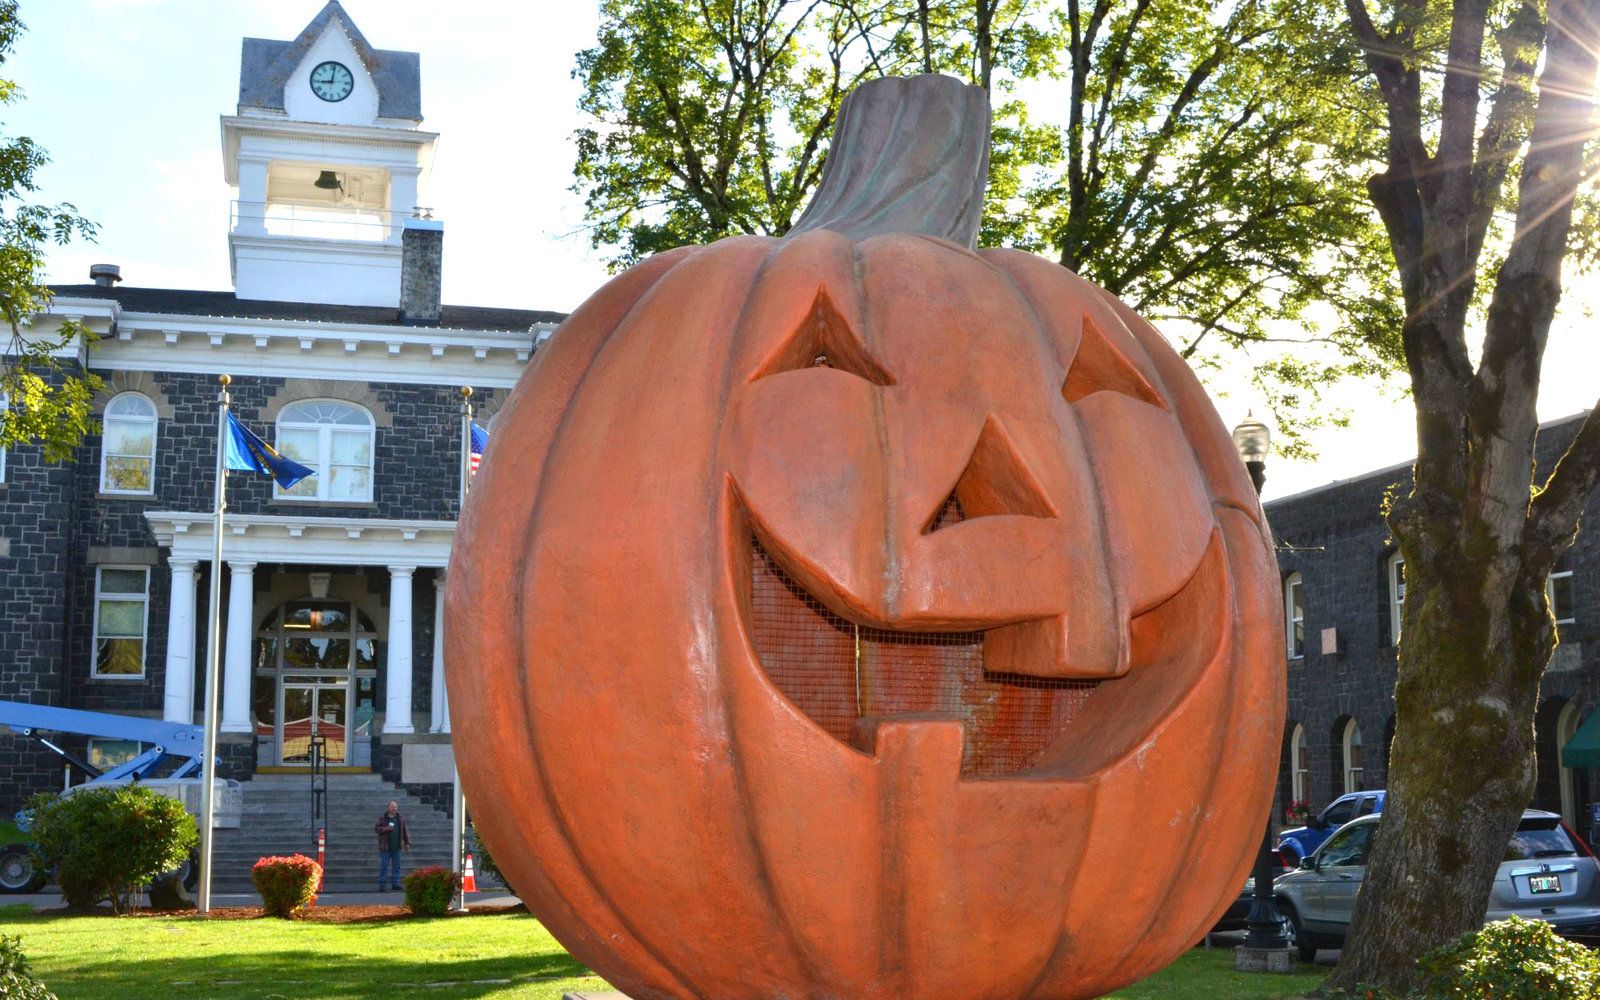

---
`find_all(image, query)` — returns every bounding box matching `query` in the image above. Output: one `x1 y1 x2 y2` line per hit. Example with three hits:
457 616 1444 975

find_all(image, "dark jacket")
375 811 411 852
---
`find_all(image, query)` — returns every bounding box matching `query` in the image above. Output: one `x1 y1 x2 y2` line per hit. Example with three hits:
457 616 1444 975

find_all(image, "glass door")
281 684 315 764
316 684 347 764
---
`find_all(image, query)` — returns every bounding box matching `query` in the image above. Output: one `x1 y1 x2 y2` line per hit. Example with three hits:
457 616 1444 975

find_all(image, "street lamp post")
1231 413 1293 966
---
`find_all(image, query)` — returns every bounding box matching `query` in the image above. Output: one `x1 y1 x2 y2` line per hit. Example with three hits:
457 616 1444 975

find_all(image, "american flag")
469 423 489 478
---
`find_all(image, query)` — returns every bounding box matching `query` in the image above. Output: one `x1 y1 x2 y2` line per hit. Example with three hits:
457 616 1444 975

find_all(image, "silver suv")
1274 809 1600 961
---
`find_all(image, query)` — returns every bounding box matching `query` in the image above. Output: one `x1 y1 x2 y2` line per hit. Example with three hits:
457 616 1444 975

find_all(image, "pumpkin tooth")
746 528 1100 776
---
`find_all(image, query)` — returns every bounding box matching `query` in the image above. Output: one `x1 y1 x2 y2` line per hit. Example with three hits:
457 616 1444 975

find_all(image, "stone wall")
0 365 504 812
1268 413 1598 818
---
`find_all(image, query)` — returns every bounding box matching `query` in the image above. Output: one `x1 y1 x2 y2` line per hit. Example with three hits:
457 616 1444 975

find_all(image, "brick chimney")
399 218 443 324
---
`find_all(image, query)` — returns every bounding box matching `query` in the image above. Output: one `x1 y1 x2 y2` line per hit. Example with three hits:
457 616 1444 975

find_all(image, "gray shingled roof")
238 1 422 121
49 285 565 333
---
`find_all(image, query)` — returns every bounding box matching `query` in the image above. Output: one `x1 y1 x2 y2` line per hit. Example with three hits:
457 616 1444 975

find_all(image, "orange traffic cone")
462 852 479 893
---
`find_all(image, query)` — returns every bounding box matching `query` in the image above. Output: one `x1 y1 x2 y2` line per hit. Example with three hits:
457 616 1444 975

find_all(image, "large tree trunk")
1324 0 1600 990
1327 519 1556 990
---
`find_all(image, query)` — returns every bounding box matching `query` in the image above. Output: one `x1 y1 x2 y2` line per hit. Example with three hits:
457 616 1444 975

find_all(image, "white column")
235 156 268 235
430 569 449 733
220 561 256 733
385 566 416 734
162 559 199 723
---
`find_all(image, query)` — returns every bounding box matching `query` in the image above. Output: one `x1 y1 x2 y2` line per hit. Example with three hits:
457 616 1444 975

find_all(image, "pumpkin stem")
788 74 990 249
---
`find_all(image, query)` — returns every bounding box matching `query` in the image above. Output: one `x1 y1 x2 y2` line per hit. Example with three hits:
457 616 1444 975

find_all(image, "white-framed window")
86 738 146 769
1388 553 1405 645
273 400 375 502
100 392 158 495
1285 572 1305 659
1549 568 1575 629
1342 718 1365 794
1558 702 1581 830
92 566 150 678
1290 723 1309 803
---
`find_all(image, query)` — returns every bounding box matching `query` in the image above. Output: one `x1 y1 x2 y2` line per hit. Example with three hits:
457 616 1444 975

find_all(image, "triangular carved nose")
926 417 1057 533
751 289 894 385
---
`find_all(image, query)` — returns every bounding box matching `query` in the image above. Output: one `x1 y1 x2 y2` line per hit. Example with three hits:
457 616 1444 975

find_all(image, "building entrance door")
253 597 379 768
280 681 349 764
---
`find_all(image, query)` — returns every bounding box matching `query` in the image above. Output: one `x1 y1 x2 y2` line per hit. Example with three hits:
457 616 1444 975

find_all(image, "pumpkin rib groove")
536 240 806 999
1030 527 1235 995
1101 529 1245 986
977 248 1133 658
703 236 841 996
452 243 701 992
504 245 723 1000
1102 508 1282 987
857 238 904 627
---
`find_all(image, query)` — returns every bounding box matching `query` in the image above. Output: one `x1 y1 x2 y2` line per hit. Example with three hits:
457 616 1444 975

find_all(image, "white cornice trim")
145 511 456 568
41 296 550 386
221 115 437 146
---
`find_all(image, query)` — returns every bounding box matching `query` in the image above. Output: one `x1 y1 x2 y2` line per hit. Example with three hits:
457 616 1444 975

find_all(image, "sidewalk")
1 888 522 912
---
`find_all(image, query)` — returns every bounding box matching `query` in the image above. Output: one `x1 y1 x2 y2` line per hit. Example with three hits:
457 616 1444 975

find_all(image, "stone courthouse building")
1267 412 1597 834
0 3 561 883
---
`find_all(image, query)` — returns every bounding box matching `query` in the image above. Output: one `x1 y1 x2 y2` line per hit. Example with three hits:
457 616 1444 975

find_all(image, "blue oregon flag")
224 411 316 490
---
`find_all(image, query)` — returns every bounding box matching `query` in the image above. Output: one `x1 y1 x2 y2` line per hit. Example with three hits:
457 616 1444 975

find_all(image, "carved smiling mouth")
737 495 1103 778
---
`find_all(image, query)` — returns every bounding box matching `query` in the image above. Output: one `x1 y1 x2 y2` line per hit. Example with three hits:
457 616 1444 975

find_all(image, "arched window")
274 400 374 501
100 392 158 494
1285 572 1305 659
1290 723 1309 803
1387 553 1405 645
1559 702 1581 829
1343 718 1365 794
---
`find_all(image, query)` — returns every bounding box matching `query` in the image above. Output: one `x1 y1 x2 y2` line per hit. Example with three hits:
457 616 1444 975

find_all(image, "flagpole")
452 385 473 913
197 373 231 915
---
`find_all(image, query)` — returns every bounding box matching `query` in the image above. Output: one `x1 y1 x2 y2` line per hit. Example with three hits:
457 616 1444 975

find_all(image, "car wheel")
1279 845 1301 869
1279 901 1317 963
0 843 46 894
155 850 199 891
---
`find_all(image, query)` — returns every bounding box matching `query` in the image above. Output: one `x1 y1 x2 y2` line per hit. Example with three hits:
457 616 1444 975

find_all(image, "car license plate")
1530 874 1562 894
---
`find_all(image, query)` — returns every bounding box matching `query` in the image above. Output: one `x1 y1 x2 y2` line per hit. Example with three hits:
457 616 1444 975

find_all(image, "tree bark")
1325 0 1600 991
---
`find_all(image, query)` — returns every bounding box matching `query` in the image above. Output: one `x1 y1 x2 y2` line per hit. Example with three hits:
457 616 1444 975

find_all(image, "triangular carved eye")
925 417 1057 533
1063 315 1166 408
752 290 894 386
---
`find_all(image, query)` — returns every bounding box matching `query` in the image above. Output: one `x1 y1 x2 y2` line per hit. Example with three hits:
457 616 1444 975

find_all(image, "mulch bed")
37 903 527 923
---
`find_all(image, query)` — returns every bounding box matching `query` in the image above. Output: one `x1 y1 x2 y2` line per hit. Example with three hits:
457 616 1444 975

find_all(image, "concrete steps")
209 774 461 893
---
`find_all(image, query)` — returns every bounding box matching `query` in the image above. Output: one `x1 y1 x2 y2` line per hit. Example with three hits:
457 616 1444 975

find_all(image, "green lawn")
1 904 1325 999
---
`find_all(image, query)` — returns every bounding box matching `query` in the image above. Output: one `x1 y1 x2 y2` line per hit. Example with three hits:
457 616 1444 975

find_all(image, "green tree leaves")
0 0 103 463
571 1 1402 452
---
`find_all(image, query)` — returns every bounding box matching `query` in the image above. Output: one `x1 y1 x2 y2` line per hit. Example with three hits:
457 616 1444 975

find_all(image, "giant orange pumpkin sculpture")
447 75 1283 999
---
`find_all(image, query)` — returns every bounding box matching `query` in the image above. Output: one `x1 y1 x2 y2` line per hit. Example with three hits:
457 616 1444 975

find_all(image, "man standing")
375 799 410 891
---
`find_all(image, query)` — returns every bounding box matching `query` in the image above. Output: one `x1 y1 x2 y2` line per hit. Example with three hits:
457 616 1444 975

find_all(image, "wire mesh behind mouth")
748 532 1099 776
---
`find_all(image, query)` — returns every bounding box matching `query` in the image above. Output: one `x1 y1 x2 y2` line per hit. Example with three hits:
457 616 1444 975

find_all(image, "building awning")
1563 710 1600 769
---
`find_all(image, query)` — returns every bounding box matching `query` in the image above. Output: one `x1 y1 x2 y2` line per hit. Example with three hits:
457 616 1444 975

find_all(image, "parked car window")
1320 823 1375 868
1357 795 1379 817
1322 797 1357 827
1505 819 1578 860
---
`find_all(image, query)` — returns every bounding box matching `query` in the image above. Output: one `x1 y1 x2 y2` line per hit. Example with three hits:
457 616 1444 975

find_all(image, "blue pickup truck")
1277 789 1386 866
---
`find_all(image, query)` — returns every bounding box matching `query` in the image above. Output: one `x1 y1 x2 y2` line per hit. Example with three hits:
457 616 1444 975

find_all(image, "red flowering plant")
252 854 321 918
1284 800 1313 826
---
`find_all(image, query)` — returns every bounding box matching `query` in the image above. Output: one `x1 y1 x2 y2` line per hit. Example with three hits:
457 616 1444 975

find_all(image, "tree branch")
1527 405 1600 568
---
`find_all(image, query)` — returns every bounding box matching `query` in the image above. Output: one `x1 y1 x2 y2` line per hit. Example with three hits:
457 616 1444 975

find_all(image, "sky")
5 0 1597 501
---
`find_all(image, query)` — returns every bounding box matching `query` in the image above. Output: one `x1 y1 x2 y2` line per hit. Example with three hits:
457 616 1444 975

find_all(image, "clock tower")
222 2 439 308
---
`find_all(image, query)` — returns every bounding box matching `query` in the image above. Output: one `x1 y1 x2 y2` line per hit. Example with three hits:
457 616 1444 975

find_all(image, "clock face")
309 61 354 103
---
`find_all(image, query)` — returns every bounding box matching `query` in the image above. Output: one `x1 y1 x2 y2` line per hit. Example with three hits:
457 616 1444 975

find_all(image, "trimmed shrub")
403 865 460 917
1416 915 1600 999
1 935 59 1000
252 855 321 918
26 786 197 914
